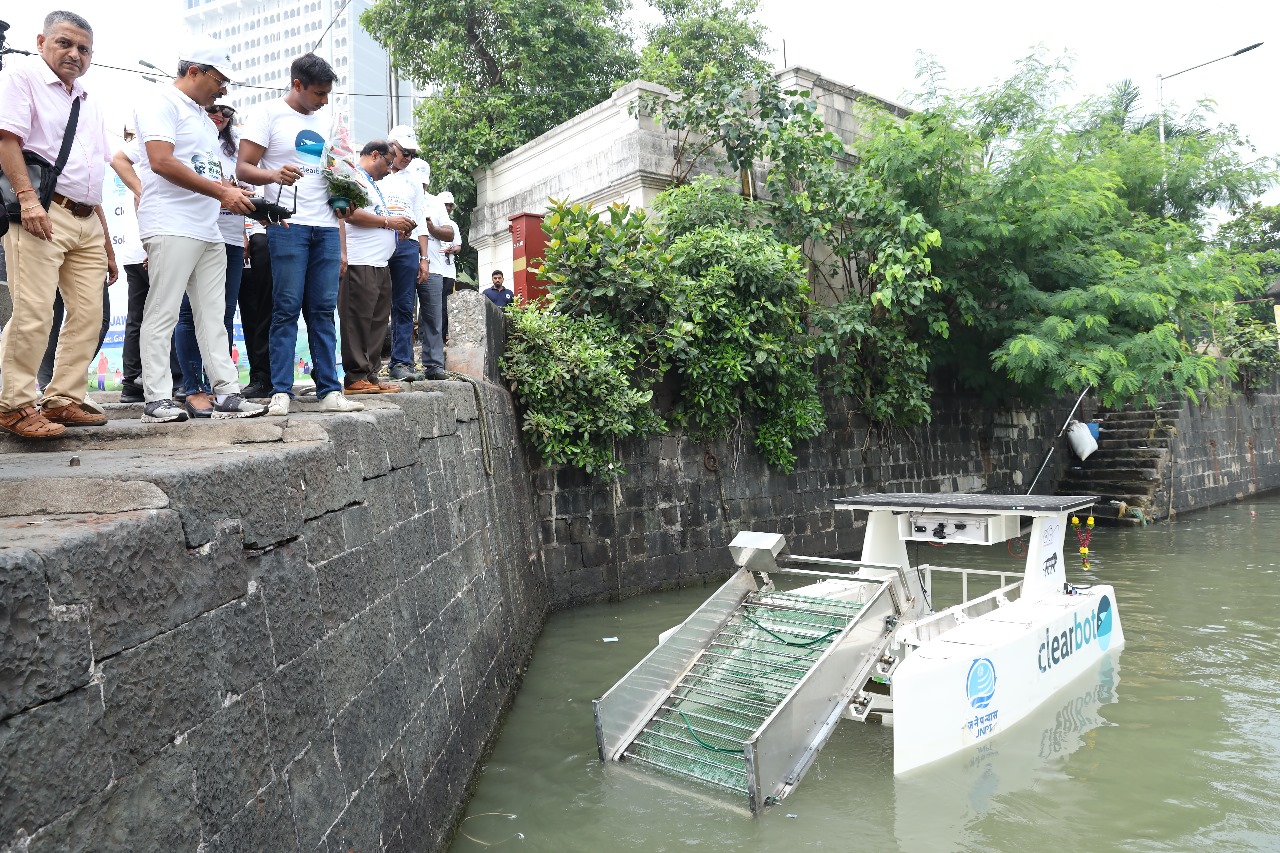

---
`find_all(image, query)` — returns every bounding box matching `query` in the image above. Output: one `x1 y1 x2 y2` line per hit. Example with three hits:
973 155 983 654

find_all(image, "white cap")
438 191 455 205
406 158 431 186
388 124 418 151
180 36 235 83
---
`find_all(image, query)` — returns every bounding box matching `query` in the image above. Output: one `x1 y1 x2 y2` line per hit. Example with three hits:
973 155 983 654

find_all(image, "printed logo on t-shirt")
295 130 325 164
191 153 224 182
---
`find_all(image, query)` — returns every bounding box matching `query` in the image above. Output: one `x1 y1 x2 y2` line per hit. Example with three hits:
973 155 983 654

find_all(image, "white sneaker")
267 393 290 416
320 391 364 412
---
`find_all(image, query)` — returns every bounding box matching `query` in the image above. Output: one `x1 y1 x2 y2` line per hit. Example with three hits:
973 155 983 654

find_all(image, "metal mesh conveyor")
622 590 866 794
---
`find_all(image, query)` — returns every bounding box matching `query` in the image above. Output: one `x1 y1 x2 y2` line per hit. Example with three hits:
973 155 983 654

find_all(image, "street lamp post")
1157 42 1263 212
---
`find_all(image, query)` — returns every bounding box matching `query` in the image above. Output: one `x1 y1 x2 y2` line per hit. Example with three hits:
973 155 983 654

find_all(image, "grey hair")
43 11 93 36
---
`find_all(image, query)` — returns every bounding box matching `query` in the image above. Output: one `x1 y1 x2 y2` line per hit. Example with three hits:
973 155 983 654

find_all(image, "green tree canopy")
638 0 771 95
361 0 639 275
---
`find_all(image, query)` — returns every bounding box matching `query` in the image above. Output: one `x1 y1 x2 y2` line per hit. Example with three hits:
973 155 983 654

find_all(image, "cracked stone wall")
536 393 1074 608
1165 377 1280 517
0 384 545 853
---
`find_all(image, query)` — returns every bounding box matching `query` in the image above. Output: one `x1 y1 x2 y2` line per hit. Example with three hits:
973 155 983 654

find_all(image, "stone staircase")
1056 402 1183 526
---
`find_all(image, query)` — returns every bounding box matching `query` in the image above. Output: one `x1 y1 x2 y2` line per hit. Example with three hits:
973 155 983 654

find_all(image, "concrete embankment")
1 381 545 853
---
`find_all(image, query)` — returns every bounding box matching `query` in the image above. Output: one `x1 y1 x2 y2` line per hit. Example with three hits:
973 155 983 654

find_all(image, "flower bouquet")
320 111 369 213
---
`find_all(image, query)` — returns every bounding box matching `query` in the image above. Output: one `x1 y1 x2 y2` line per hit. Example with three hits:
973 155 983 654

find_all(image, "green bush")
501 304 664 475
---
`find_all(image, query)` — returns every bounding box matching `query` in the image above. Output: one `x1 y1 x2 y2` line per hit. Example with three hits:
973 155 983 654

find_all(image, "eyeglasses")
197 66 231 87
394 144 418 160
205 105 236 119
379 151 395 166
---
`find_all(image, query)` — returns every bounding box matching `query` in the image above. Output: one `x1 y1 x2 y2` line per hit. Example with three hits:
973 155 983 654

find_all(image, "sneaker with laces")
389 363 424 381
141 399 189 423
320 391 364 412
213 394 268 419
267 393 291 416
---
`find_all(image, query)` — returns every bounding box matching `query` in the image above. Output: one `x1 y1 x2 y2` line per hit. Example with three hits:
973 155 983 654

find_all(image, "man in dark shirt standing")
482 269 513 308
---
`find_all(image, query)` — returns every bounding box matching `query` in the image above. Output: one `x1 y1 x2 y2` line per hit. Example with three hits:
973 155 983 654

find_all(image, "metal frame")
743 579 898 812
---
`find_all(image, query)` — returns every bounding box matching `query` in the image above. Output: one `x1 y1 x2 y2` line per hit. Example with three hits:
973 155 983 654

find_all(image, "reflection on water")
448 493 1280 853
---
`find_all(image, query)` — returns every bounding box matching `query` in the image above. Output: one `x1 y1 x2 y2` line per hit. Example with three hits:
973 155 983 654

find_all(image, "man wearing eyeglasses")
335 140 412 394
0 11 117 439
383 124 452 382
133 36 263 422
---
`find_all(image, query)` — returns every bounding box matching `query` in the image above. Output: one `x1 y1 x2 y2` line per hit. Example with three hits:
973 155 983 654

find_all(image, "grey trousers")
140 235 238 402
338 263 392 385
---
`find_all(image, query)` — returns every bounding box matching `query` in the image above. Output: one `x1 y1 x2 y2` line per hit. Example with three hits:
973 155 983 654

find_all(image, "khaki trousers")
140 235 238 402
0 202 107 411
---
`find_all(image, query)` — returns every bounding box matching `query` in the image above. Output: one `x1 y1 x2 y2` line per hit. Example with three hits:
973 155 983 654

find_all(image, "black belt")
51 192 95 218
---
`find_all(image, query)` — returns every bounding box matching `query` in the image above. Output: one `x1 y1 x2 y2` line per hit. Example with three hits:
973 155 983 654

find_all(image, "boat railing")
923 564 1019 605
900 566 1023 647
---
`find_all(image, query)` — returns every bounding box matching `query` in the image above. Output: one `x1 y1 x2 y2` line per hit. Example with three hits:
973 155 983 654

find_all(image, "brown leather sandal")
0 406 68 439
42 401 109 427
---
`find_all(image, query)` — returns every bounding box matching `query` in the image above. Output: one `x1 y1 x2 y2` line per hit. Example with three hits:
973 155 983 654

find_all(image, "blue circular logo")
294 129 325 164
966 658 997 709
1096 595 1114 651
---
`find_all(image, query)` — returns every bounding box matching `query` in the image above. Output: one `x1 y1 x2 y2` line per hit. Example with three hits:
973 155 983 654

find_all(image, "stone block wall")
0 384 545 853
1166 377 1280 516
535 393 1072 609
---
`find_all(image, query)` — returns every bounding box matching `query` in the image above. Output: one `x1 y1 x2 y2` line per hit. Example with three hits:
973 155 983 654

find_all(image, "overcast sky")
4 0 1275 203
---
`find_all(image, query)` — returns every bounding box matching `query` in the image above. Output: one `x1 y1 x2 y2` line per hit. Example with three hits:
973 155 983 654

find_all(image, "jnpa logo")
966 658 997 709
1038 594 1114 672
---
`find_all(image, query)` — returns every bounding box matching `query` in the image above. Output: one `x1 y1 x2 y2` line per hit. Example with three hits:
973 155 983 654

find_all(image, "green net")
625 591 865 795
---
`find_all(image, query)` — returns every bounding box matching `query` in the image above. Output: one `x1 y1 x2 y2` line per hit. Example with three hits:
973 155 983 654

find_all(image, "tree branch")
464 10 504 87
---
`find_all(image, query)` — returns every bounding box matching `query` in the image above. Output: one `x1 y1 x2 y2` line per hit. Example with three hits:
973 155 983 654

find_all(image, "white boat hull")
892 584 1123 774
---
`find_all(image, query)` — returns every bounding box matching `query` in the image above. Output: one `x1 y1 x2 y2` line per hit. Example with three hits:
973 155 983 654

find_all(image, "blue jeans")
175 242 243 394
266 223 341 397
417 272 445 372
388 238 420 368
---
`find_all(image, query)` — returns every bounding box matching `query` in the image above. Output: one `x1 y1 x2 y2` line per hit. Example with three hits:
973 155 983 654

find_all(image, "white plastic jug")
1067 419 1098 461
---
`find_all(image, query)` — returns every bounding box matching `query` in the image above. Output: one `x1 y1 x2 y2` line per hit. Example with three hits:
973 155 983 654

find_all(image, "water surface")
450 494 1280 852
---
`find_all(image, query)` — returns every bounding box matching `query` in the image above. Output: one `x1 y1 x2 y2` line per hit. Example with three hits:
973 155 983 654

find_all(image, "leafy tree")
638 0 771 95
361 0 638 276
1216 203 1280 277
851 54 1277 408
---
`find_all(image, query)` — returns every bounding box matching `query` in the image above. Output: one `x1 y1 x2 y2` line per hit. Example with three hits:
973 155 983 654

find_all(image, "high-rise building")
182 0 417 146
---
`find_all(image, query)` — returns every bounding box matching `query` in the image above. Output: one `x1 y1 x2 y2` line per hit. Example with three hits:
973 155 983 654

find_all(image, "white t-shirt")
411 192 449 241
378 169 421 229
108 139 146 266
239 98 336 229
135 86 223 242
216 149 247 246
343 167 395 268
419 194 454 273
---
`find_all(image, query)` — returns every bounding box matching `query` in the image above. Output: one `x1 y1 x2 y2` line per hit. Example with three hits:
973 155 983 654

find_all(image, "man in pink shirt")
0 10 117 439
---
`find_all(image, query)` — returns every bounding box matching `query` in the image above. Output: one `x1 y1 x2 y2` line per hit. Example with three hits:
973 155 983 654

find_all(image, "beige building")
469 67 911 302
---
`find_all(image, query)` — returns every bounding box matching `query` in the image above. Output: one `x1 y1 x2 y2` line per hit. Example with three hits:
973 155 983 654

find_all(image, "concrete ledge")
1 477 169 516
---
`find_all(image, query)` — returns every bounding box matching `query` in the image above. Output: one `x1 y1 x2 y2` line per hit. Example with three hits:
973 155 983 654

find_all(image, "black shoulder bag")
0 96 82 236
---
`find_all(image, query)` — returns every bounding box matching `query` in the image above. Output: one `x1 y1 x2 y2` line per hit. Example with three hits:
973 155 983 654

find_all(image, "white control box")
897 513 1020 545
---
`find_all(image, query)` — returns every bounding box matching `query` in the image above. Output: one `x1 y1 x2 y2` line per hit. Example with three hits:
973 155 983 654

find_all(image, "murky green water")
450 494 1280 853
